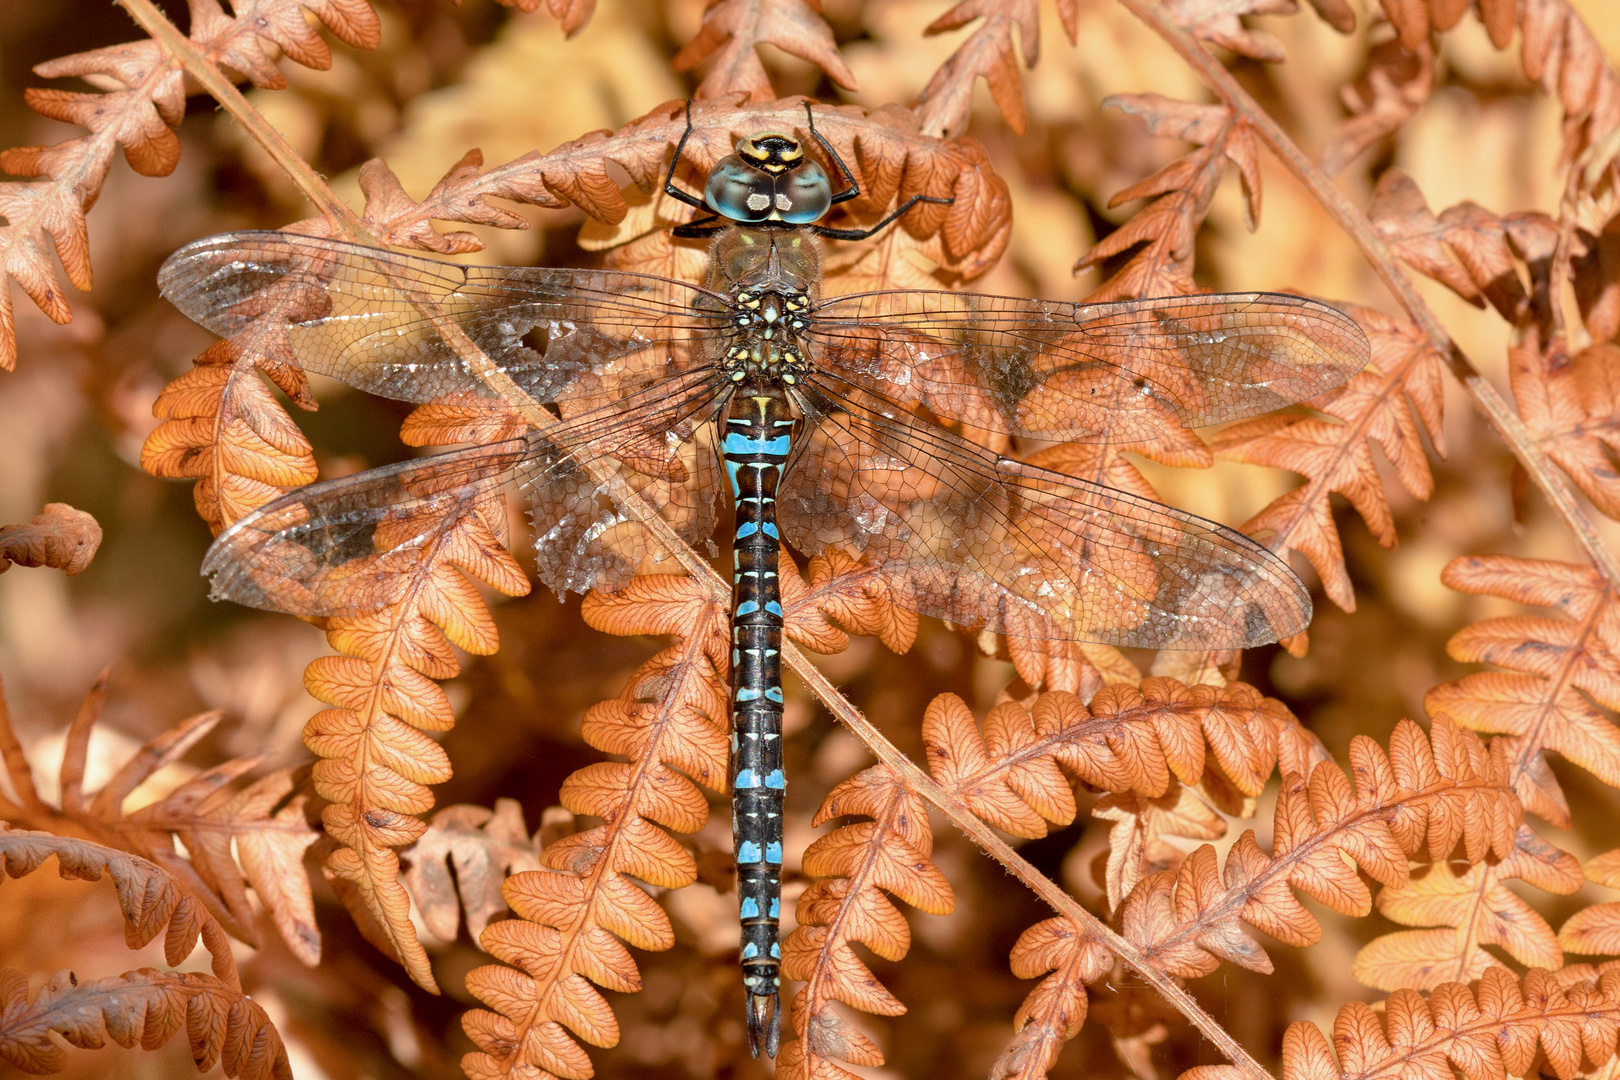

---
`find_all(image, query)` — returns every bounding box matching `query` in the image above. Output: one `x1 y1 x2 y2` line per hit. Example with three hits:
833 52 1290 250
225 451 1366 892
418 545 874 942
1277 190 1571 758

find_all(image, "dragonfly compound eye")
707 155 778 223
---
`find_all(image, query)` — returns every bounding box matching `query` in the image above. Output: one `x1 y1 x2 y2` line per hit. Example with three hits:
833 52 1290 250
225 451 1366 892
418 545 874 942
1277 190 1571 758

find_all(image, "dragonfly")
158 102 1369 1057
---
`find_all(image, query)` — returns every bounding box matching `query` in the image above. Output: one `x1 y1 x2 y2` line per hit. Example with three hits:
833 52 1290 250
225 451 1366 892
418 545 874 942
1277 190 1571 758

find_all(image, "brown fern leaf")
1078 96 1259 302
0 966 289 1079
141 338 321 534
0 831 239 987
1121 715 1517 984
1559 849 1620 957
459 585 730 1078
1321 40 1436 176
793 548 920 656
403 800 543 946
915 0 1048 138
1269 966 1620 1080
0 504 101 576
777 765 954 1078
1094 785 1229 916
673 0 855 102
933 678 1319 823
1511 335 1620 521
1429 555 1620 823
303 496 530 991
1212 304 1445 612
0 679 321 961
0 0 382 370
989 715 1487 1078
121 764 321 965
1163 0 1293 63
990 919 1114 1080
1361 554 1620 990
1367 171 1533 323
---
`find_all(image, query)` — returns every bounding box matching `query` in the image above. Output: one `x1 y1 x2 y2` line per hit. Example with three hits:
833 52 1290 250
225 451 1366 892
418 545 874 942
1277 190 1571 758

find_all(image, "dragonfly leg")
810 191 955 241
664 99 709 213
672 212 728 239
804 100 862 208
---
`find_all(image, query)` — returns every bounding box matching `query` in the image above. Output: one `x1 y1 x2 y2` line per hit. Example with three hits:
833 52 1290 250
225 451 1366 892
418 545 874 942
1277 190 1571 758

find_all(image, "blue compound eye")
774 162 831 224
706 156 775 222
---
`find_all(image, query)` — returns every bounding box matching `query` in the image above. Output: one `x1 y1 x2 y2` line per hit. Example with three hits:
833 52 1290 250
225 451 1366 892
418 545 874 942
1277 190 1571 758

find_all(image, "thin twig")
1116 0 1620 586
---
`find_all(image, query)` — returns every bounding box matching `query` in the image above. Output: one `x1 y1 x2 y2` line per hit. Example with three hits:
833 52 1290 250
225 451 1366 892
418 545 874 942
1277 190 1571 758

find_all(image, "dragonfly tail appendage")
747 988 781 1059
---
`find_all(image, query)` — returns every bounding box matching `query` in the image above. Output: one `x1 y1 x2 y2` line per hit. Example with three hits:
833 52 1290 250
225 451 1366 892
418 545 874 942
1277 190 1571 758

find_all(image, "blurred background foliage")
0 0 1617 1077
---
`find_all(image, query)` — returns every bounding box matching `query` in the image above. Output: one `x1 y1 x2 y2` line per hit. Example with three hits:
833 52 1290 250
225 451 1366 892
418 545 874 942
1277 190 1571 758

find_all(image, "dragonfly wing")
159 231 730 410
203 374 726 616
808 290 1370 441
779 380 1309 649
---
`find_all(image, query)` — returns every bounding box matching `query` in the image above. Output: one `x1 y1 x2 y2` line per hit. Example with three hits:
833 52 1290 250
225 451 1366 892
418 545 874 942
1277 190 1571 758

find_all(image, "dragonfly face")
156 101 1373 1062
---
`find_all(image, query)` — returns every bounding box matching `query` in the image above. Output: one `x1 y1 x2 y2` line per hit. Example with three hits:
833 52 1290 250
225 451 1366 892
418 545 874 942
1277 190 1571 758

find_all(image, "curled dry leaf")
0 504 101 576
1321 41 1436 178
402 800 544 945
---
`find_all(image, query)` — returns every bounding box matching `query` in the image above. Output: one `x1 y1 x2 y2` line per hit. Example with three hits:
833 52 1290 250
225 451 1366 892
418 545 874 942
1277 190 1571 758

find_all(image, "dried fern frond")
997 713 1518 1075
1214 304 1446 612
0 675 320 963
1080 95 1260 302
1262 966 1620 1080
0 966 289 1079
1350 554 1620 990
0 831 240 986
458 581 731 1078
0 0 381 370
777 765 954 1077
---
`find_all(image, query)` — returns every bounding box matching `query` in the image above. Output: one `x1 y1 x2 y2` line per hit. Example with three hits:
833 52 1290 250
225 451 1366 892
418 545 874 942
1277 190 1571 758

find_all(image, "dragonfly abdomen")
723 384 791 1060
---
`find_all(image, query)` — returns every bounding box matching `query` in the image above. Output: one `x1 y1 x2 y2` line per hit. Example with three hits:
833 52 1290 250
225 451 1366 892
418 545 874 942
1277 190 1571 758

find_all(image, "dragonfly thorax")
722 289 811 383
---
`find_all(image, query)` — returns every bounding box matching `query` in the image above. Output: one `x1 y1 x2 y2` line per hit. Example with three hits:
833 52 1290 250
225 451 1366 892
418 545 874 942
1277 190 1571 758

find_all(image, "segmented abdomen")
723 387 791 1058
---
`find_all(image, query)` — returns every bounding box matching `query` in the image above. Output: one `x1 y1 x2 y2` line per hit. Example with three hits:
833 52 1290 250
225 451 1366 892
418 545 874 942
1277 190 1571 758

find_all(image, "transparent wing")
202 373 728 616
780 379 1309 649
159 231 732 411
808 290 1369 441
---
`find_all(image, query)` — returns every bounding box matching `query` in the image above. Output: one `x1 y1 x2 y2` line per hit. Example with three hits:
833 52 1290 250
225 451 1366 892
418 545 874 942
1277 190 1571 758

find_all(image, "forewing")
808 290 1369 441
159 231 730 411
202 374 727 616
779 381 1310 649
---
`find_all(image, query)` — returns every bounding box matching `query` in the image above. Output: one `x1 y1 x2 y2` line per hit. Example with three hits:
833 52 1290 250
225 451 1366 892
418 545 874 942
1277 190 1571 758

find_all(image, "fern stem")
1117 0 1620 587
784 641 1278 1080
114 0 358 234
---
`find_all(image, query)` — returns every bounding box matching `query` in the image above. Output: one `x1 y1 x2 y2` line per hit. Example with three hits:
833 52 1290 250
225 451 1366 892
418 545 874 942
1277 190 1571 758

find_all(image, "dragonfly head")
705 131 832 226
